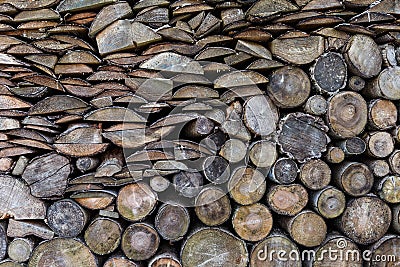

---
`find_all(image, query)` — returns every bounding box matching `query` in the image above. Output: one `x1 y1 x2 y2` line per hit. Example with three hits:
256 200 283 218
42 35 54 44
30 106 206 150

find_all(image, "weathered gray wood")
46 199 88 238
84 217 121 255
22 153 71 198
278 112 330 163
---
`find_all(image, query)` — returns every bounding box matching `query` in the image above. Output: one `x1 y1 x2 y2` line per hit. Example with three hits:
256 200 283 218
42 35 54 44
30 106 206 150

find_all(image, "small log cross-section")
22 153 71 198
278 112 330 163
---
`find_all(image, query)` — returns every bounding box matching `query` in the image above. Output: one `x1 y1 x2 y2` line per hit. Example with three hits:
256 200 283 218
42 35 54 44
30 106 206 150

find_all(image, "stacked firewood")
0 0 399 266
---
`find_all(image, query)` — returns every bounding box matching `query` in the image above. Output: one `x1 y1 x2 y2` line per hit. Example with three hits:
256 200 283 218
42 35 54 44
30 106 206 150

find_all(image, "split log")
21 153 71 198
0 175 46 220
338 196 392 245
280 210 327 247
344 34 382 78
46 199 88 238
84 217 121 255
121 223 160 261
6 220 54 240
181 228 248 267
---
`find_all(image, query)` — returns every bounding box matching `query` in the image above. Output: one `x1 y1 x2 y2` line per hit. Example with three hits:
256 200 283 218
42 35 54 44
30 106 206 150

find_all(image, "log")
364 131 395 158
310 235 362 266
121 223 160 261
338 196 392 245
367 235 400 266
326 91 368 138
7 238 34 263
84 217 121 255
310 52 347 94
219 139 248 163
333 161 374 197
280 210 327 247
248 140 277 168
228 167 266 205
299 159 331 190
149 252 181 267
325 146 345 164
278 112 329 163
366 159 390 178
250 231 301 267
46 199 88 238
336 137 366 156
116 182 157 222
311 186 346 219
181 228 248 267
103 256 139 267
172 171 203 198
348 75 365 91
365 67 400 100
389 150 400 175
194 186 231 226
392 204 400 233
268 157 298 184
154 204 190 241
266 184 308 216
28 238 97 267
375 176 400 203
368 99 397 130
267 66 311 108
232 203 273 242
303 95 327 116
202 156 230 184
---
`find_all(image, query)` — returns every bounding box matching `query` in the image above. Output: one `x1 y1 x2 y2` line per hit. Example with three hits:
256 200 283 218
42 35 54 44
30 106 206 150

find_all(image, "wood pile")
0 0 399 266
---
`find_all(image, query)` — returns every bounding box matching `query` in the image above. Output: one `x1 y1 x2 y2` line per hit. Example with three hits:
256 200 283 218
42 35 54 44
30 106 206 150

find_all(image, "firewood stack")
0 0 399 266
